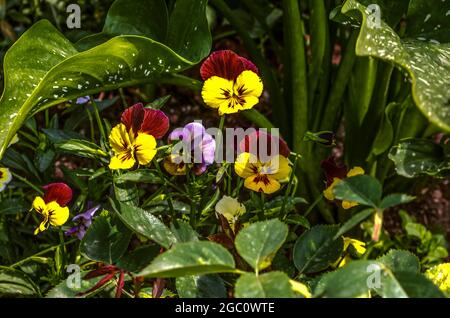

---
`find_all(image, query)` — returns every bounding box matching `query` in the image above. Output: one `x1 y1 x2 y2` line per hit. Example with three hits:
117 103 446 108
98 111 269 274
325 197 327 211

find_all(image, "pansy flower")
164 122 216 176
0 167 12 192
333 237 366 268
235 130 291 194
321 156 365 209
65 203 100 240
31 183 72 235
215 196 246 231
201 50 263 115
109 103 169 170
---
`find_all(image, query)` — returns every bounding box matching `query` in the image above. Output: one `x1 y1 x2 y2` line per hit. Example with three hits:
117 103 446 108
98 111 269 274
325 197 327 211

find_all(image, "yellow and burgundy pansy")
0 167 12 192
200 50 263 115
235 152 291 195
321 156 365 209
32 183 72 235
109 103 169 170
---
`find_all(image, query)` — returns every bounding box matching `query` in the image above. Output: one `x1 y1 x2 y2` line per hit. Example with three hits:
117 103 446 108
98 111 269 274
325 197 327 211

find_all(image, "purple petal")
76 96 90 104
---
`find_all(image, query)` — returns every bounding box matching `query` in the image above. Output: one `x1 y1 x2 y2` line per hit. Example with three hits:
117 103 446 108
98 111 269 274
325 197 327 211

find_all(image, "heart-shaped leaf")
293 225 344 274
110 198 177 249
80 215 131 264
234 219 288 271
332 175 383 208
234 272 295 298
138 241 235 277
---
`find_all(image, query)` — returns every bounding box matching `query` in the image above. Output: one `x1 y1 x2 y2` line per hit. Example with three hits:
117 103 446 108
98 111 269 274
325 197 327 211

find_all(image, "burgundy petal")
139 108 170 139
239 130 291 158
121 103 145 133
43 183 73 206
200 50 258 81
320 156 348 187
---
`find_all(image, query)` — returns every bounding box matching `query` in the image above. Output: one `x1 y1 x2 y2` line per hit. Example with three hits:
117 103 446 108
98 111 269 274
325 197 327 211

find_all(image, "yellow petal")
342 200 359 209
215 196 246 220
267 155 291 181
244 175 280 194
289 280 311 298
234 70 263 100
47 201 69 226
163 156 186 175
109 123 133 155
347 166 365 177
0 167 12 184
201 76 234 110
109 153 136 170
34 217 49 235
134 133 157 165
234 152 259 178
343 237 366 255
323 178 341 201
32 196 47 214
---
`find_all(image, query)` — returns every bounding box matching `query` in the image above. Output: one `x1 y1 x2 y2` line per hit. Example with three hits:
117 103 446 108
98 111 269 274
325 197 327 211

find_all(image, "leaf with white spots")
341 0 450 132
0 0 211 159
388 138 450 178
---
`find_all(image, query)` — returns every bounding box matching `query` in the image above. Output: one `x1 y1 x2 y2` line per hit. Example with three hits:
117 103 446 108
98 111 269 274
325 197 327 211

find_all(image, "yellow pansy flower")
334 237 366 268
235 152 291 194
425 263 450 295
323 166 365 209
200 50 263 115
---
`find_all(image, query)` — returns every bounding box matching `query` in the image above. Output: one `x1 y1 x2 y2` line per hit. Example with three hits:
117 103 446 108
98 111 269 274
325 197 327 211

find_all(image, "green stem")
10 239 77 268
11 172 43 195
283 0 308 154
304 194 324 217
90 97 107 143
281 155 298 219
320 30 358 131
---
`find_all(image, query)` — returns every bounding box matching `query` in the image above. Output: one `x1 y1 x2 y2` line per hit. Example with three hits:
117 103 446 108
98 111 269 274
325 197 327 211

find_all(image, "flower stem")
90 97 107 144
11 172 43 195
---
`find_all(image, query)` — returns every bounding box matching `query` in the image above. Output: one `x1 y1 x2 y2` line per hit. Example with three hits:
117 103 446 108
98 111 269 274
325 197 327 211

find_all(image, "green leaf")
115 245 160 273
405 0 450 43
334 208 374 239
333 175 383 208
80 215 131 264
234 219 288 271
43 128 86 143
138 241 235 277
234 272 295 298
146 95 171 109
379 194 415 209
342 0 450 132
176 275 227 298
0 0 211 159
45 271 105 298
170 221 199 243
0 198 29 215
293 225 344 274
114 170 162 184
389 138 450 178
110 198 177 249
371 102 398 156
54 139 108 159
377 271 445 298
0 268 40 296
377 250 420 273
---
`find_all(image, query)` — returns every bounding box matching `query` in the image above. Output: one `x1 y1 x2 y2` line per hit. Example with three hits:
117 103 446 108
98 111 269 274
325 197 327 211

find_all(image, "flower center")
221 84 247 109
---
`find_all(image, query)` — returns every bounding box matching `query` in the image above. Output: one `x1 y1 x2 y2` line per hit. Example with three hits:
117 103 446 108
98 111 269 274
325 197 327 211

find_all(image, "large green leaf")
293 225 344 274
176 275 227 298
110 198 177 249
0 0 211 158
45 271 106 298
405 0 450 43
80 215 132 264
377 250 420 273
138 241 235 277
234 219 288 272
234 272 295 298
389 138 450 178
0 268 40 296
115 245 161 273
342 0 450 132
332 175 383 208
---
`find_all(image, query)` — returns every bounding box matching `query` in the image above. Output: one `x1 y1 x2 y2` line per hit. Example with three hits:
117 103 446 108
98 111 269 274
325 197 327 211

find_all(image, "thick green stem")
283 0 308 154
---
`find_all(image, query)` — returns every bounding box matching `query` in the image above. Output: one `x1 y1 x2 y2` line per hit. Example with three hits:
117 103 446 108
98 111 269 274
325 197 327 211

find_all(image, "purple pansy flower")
164 122 216 175
76 96 90 104
65 203 100 240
